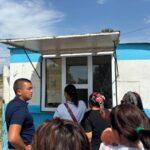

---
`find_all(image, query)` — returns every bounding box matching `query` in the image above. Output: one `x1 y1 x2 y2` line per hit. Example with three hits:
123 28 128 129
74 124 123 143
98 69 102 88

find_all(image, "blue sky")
0 0 150 72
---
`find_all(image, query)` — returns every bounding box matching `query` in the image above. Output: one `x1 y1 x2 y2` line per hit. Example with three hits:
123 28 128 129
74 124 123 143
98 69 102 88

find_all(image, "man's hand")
25 145 31 150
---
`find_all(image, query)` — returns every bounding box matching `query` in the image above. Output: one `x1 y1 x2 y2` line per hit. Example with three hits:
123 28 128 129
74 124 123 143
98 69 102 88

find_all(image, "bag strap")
64 103 78 122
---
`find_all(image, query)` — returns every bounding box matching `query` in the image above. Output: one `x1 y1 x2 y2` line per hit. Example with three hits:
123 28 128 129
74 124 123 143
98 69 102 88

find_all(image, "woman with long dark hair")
100 104 150 150
31 118 91 150
81 92 110 150
121 91 149 119
101 91 150 145
53 84 87 123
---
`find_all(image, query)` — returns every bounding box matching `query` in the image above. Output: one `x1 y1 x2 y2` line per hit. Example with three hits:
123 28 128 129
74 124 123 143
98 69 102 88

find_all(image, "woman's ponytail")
136 127 150 149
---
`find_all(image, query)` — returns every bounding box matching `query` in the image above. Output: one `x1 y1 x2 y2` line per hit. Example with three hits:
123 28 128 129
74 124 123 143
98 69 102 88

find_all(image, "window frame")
62 56 92 105
41 54 116 111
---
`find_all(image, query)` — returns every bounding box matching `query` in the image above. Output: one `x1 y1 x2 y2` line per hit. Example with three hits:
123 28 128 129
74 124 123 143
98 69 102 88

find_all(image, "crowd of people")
5 78 150 150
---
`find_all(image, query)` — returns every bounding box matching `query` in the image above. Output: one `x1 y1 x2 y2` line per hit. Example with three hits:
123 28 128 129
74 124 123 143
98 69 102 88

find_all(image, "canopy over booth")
0 32 120 55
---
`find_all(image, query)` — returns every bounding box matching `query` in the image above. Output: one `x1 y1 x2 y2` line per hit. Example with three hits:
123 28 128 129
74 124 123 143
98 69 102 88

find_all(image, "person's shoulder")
56 103 66 110
6 99 26 114
113 145 142 150
81 110 92 126
87 110 100 120
99 142 109 150
11 100 25 107
6 99 16 109
83 110 91 116
100 143 142 150
78 100 86 107
100 143 119 150
7 98 15 104
81 110 92 122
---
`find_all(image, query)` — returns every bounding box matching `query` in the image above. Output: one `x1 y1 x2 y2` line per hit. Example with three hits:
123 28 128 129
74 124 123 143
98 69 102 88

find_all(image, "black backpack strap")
64 103 78 122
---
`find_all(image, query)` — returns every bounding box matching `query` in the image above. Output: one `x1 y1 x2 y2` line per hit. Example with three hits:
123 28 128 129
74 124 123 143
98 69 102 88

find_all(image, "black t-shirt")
81 110 110 150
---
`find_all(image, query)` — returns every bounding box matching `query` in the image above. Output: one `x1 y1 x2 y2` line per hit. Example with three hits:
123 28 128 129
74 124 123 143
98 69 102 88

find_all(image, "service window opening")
43 55 112 111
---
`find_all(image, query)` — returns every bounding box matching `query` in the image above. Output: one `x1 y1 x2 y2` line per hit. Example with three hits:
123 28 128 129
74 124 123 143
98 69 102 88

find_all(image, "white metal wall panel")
9 62 41 105
117 60 150 108
3 66 10 103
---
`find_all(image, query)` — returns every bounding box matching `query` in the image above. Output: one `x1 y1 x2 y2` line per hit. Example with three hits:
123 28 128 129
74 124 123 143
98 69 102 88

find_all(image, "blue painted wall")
28 105 53 128
10 48 41 63
9 43 150 64
2 105 8 150
144 109 150 117
117 43 150 60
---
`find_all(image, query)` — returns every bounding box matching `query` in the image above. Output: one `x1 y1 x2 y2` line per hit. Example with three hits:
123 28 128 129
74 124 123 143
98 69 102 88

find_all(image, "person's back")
53 84 87 123
81 92 110 150
54 100 86 122
100 143 144 150
81 110 109 150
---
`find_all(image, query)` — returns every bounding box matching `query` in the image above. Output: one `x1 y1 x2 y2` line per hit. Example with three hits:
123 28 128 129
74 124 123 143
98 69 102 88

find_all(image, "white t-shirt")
53 100 87 123
99 143 144 150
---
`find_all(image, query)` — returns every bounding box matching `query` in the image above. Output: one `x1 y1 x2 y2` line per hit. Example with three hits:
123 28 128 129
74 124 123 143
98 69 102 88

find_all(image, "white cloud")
144 18 150 24
96 0 107 5
0 0 65 38
121 31 150 43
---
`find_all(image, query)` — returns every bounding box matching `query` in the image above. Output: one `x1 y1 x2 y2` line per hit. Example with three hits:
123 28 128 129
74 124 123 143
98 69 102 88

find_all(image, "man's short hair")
13 78 31 94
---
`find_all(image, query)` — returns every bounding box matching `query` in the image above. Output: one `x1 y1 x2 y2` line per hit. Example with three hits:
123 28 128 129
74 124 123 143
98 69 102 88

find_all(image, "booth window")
66 57 88 104
66 57 88 84
93 55 112 108
43 55 113 110
45 58 62 107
